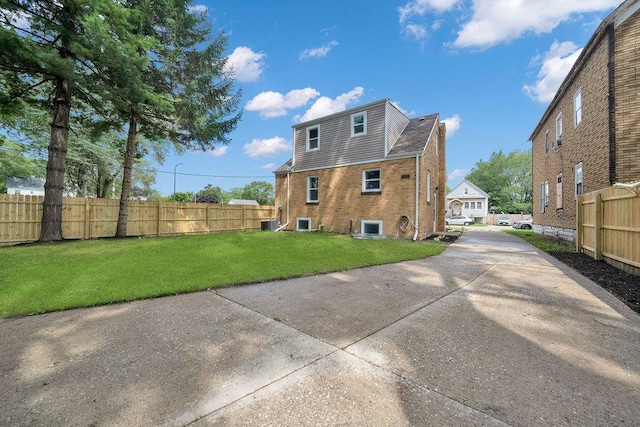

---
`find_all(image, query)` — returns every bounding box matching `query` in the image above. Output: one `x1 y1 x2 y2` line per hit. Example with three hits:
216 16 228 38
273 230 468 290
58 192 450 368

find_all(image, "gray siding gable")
447 180 489 199
293 99 389 171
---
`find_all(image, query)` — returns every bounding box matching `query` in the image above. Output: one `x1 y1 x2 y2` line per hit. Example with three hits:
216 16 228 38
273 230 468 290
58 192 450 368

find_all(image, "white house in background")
6 176 45 196
446 180 489 223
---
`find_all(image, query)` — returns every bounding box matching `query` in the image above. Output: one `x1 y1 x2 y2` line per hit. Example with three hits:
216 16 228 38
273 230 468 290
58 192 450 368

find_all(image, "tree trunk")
39 76 71 242
115 104 138 237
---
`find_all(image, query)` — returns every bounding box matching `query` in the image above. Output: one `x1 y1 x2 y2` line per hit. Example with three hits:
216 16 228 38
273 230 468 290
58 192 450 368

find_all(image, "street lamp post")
173 162 183 200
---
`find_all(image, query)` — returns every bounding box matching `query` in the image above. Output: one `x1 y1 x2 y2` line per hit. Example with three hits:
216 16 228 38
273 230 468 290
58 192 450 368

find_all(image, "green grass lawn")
505 229 576 253
0 231 445 318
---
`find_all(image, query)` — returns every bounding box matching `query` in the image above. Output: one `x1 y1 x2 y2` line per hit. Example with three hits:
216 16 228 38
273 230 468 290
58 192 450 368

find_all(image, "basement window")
361 220 383 235
296 218 311 231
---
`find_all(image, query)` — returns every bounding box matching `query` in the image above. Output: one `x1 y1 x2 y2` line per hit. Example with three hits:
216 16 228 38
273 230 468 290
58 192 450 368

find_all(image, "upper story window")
544 131 549 155
540 182 545 213
307 176 319 203
555 113 563 147
351 111 367 137
575 162 583 197
363 168 381 192
574 88 582 127
426 170 431 203
307 126 319 151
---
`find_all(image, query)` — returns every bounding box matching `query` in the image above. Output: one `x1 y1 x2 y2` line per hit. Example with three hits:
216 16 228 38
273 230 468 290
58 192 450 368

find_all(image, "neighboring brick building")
529 0 640 241
274 99 446 239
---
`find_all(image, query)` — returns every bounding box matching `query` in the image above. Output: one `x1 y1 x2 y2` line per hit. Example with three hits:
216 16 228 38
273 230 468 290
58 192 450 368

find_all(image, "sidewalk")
1 229 639 426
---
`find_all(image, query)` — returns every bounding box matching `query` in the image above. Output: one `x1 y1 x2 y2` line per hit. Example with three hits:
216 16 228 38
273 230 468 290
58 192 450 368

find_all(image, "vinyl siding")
385 102 410 154
293 100 388 171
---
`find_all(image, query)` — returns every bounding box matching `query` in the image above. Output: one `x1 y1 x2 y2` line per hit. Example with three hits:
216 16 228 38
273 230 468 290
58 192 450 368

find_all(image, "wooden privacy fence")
0 194 276 245
577 185 640 275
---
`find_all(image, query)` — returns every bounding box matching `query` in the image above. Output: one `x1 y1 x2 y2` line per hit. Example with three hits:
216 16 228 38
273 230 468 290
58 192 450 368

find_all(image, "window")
556 174 563 210
470 201 476 209
307 126 319 151
296 218 311 231
544 131 549 155
540 183 545 213
363 168 381 192
464 202 469 209
14 189 21 195
464 188 468 195
555 113 563 147
574 88 582 126
351 112 367 136
575 162 583 197
426 171 431 203
545 180 549 207
361 220 383 235
307 176 318 203
477 201 482 210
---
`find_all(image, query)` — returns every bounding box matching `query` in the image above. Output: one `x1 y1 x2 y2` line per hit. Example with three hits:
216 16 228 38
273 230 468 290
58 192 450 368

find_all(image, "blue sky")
153 0 623 196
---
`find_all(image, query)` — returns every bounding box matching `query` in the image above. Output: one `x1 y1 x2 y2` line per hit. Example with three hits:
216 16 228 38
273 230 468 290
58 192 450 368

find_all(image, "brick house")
528 0 640 241
274 99 446 240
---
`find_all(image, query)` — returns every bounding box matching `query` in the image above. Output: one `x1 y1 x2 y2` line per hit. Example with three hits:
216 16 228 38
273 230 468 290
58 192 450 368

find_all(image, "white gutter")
413 154 420 241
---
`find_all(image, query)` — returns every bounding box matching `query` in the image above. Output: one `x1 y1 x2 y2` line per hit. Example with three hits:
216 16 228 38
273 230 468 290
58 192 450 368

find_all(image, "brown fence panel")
0 195 276 245
577 186 640 275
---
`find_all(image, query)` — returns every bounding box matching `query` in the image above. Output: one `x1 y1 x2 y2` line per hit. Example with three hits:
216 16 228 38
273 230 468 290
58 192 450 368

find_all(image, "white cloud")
523 41 582 103
208 146 229 157
294 87 365 123
243 137 291 158
403 24 429 40
262 163 276 169
399 0 460 23
441 114 461 137
225 46 266 83
447 168 468 183
452 0 620 49
188 4 208 15
300 40 338 60
246 88 320 119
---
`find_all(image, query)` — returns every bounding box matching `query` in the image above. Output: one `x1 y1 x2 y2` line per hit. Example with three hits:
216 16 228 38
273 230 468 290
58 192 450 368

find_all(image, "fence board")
0 194 276 245
577 186 640 275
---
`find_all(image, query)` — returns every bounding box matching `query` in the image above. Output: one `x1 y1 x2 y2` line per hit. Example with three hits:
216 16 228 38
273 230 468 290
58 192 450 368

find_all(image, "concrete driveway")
1 229 639 426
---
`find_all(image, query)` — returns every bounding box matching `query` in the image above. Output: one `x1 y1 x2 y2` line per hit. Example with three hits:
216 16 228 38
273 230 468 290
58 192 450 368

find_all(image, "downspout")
275 170 290 231
413 154 420 241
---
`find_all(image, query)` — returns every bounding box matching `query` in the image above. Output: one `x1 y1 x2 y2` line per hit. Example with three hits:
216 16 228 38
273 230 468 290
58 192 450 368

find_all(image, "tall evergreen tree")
0 0 150 241
113 1 241 237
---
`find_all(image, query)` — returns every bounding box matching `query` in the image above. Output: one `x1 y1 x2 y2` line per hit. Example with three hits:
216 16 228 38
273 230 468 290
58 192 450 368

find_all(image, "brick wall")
531 28 611 232
615 10 640 183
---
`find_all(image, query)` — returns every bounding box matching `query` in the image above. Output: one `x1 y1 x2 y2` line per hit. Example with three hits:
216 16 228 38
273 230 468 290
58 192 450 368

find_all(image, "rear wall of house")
276 157 434 239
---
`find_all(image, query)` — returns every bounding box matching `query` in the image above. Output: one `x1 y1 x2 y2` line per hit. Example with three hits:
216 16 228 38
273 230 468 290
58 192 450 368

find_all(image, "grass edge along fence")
0 194 276 244
577 185 640 276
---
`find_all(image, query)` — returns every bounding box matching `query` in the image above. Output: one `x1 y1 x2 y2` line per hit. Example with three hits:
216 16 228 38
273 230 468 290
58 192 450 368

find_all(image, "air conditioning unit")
261 220 280 231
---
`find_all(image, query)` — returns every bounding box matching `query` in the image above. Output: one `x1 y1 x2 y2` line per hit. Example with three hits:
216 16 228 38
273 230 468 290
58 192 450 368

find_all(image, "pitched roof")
447 179 489 198
274 158 293 175
6 176 45 190
388 114 439 156
228 199 259 205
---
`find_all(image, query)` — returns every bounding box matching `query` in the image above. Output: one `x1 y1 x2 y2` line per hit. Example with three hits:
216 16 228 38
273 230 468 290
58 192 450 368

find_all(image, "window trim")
540 182 545 213
426 170 431 203
296 217 311 232
351 111 367 137
362 168 381 193
361 220 383 235
575 162 584 198
555 113 563 147
556 173 563 210
574 88 582 127
544 131 549 155
545 180 549 207
306 125 319 152
307 176 319 203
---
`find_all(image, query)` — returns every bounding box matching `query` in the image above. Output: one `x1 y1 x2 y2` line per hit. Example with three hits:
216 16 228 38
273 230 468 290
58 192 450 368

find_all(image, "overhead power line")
136 167 272 179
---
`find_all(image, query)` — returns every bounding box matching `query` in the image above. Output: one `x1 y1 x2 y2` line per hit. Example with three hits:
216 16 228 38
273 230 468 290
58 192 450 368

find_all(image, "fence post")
576 195 583 253
594 193 603 261
157 202 162 237
84 197 91 239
